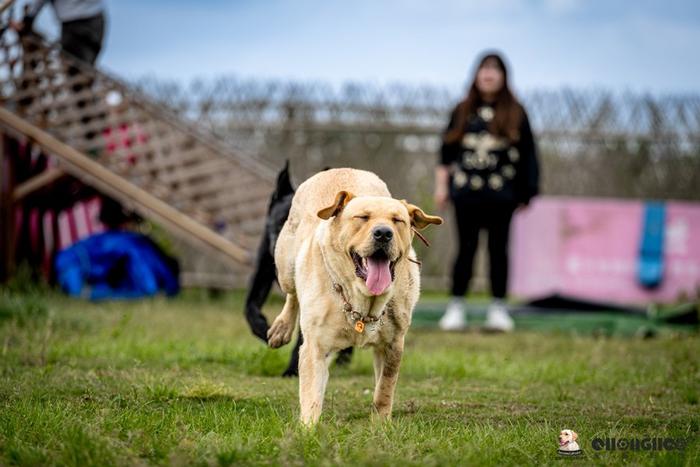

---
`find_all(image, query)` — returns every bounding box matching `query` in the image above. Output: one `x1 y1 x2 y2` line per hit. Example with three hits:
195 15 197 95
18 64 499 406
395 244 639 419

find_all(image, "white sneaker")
484 300 514 332
439 297 467 331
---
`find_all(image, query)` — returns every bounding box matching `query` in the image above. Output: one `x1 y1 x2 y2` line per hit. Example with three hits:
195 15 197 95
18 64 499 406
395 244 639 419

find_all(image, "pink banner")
510 197 700 304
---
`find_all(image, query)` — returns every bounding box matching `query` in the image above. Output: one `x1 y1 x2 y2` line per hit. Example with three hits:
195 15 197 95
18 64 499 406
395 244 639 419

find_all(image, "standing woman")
435 52 539 332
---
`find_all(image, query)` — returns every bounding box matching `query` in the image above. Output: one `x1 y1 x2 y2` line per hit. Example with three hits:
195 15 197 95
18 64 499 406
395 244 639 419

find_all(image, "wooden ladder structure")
0 31 275 282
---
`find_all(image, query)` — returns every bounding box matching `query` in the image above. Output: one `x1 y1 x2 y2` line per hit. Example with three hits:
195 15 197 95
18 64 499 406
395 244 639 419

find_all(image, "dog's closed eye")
354 215 370 221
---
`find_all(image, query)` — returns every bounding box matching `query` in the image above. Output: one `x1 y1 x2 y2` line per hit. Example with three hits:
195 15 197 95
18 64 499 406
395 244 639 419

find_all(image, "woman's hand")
434 165 450 211
434 187 449 211
433 165 450 211
515 202 529 213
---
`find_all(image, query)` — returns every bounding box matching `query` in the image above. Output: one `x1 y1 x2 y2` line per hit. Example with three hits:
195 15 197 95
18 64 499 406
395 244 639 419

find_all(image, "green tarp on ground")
412 301 699 337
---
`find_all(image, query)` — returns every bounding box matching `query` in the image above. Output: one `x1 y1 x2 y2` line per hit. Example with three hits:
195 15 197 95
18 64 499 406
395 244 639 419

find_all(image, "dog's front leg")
244 232 275 342
298 340 330 426
267 293 298 348
372 337 404 419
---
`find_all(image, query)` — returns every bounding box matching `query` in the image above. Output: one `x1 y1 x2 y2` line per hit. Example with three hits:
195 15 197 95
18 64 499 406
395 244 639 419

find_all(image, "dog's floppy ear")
401 200 443 229
572 431 578 441
318 191 355 219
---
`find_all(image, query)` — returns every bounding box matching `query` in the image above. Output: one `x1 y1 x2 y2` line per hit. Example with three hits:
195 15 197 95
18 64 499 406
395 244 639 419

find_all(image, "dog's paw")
267 318 293 348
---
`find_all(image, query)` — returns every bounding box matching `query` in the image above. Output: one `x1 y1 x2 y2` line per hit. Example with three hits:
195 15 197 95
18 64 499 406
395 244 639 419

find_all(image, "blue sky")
21 0 700 94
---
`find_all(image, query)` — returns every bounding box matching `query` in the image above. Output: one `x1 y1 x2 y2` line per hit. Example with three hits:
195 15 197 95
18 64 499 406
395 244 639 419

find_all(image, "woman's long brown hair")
444 52 524 144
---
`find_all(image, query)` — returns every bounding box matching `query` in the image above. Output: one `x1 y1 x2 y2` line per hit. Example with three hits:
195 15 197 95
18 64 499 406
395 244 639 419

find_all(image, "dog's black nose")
373 226 393 243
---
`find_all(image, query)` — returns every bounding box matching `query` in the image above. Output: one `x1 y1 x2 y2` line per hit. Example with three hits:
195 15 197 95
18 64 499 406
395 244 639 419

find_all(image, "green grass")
0 288 698 466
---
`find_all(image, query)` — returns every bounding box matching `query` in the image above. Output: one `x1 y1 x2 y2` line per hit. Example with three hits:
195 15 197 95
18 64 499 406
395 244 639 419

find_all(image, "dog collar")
332 282 385 333
318 240 385 333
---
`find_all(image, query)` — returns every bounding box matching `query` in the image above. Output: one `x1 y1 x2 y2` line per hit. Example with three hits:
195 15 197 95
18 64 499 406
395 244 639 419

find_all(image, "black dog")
245 162 353 376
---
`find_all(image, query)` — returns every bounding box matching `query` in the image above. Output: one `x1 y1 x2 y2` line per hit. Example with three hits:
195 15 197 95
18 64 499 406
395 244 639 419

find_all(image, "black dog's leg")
246 162 294 344
282 333 353 377
244 234 276 342
282 331 303 377
335 347 354 367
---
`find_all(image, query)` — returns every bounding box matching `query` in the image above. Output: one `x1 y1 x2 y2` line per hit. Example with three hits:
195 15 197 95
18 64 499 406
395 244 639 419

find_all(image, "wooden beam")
0 107 253 267
12 167 64 201
0 0 15 15
0 130 15 281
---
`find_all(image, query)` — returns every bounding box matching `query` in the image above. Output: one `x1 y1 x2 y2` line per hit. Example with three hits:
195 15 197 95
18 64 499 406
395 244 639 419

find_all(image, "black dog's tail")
244 161 294 342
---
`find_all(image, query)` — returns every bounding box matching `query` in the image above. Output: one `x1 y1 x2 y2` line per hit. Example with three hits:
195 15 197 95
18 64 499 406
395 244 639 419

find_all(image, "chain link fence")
137 77 700 289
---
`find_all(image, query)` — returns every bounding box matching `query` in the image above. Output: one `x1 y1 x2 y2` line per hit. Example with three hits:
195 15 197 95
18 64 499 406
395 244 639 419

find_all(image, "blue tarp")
55 231 179 300
637 202 666 289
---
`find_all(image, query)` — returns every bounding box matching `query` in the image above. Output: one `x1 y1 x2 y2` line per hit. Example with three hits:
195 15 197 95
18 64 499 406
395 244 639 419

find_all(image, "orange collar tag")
354 320 365 333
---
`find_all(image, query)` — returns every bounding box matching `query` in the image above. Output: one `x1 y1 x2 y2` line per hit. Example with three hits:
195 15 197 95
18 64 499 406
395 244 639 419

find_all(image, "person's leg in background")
439 202 481 330
484 205 516 331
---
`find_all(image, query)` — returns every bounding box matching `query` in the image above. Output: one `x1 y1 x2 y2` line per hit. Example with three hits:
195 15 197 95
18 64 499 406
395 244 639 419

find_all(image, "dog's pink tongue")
366 257 392 295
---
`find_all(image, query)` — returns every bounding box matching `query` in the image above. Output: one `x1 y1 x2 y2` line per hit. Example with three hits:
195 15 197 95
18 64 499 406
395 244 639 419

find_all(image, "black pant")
61 14 105 140
450 202 515 298
61 14 105 65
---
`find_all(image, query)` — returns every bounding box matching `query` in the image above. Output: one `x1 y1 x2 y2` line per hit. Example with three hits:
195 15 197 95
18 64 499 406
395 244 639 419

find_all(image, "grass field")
1 288 698 466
